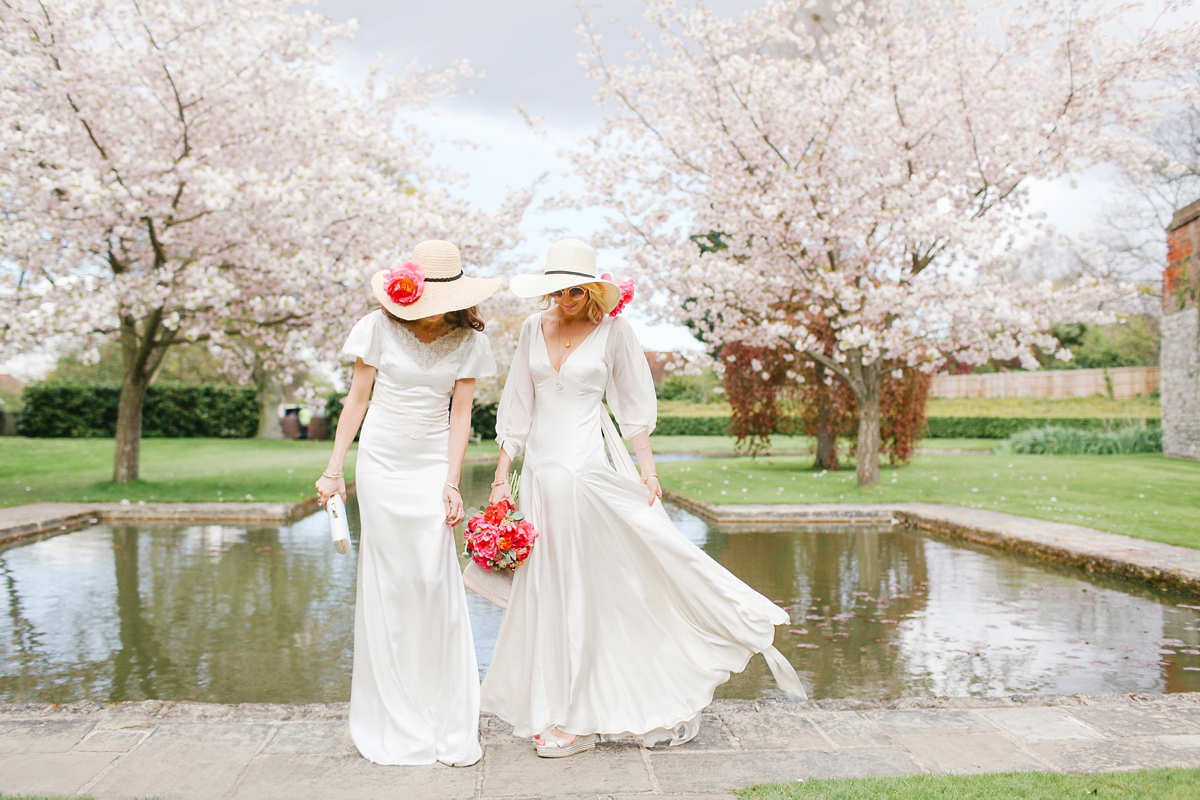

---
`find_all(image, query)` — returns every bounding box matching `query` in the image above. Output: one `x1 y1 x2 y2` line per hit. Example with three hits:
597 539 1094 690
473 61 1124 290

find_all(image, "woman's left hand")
641 473 662 506
444 485 465 526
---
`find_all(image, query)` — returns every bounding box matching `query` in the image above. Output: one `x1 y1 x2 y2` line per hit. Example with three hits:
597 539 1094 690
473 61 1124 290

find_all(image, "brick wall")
1165 199 1200 315
1162 200 1200 460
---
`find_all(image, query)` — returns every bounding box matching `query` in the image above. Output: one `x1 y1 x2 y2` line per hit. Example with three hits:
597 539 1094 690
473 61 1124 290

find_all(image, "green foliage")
1004 424 1162 455
325 391 344 432
1045 315 1160 369
922 415 1157 439
655 415 732 436
655 370 723 404
472 401 498 439
16 382 256 438
50 340 239 385
322 392 499 440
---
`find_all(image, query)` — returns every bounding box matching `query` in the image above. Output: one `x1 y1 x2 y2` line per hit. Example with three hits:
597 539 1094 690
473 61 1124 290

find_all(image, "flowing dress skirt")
481 444 793 740
349 408 482 765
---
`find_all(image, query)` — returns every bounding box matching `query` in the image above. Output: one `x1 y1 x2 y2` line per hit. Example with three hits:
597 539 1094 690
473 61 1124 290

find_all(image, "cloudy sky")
320 0 793 350
0 1 1182 379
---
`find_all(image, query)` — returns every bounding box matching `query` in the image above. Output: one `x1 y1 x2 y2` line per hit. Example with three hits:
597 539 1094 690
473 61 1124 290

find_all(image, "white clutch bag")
463 561 512 608
326 494 351 554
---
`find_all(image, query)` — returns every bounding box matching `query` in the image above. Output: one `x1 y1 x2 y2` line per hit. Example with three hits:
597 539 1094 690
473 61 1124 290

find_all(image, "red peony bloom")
602 273 635 317
383 261 425 306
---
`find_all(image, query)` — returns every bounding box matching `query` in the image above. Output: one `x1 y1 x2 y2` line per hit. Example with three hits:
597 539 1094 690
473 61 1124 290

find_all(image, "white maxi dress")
342 309 496 766
480 313 803 742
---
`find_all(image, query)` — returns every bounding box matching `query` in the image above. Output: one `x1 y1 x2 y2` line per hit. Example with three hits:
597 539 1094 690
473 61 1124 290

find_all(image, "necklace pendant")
565 340 572 348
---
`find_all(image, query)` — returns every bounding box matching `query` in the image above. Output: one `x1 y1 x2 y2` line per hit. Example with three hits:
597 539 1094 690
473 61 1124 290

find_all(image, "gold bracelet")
490 478 508 487
445 482 460 492
322 470 344 479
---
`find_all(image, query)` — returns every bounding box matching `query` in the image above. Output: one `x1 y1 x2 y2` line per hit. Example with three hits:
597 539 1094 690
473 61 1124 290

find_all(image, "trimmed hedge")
645 414 1158 439
16 382 257 438
654 415 732 436
922 416 1158 439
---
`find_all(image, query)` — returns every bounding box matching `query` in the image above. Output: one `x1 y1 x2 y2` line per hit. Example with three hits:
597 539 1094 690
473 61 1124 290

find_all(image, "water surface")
2 465 1197 704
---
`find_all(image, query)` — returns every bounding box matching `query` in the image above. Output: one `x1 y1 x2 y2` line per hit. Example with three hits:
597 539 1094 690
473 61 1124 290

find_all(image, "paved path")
2 694 1199 799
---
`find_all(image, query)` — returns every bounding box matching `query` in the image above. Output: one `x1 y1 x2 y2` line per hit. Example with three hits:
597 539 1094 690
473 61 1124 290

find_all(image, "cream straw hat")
508 238 621 313
369 240 500 320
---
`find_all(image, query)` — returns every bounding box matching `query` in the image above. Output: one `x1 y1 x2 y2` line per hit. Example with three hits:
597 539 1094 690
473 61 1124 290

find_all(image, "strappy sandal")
534 728 596 758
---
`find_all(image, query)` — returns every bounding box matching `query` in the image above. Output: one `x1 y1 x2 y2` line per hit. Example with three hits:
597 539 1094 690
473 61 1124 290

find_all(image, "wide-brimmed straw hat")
508 238 621 313
369 240 500 320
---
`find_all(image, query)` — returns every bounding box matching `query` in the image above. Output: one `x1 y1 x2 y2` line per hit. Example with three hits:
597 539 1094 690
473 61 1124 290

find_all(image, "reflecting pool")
2 466 1197 704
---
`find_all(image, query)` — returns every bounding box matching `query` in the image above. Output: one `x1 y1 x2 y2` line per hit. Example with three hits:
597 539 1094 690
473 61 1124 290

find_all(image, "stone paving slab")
2 694 1200 799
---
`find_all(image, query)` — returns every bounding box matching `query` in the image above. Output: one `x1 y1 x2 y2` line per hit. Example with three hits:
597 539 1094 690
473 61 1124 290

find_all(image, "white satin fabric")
481 313 804 743
341 310 496 766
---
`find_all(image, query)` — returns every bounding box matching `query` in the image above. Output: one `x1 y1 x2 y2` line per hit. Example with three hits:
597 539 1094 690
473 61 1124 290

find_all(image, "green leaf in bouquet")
510 511 525 521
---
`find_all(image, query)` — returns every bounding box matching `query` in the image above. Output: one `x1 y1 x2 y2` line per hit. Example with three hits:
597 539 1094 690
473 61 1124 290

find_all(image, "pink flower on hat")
383 261 425 306
603 273 635 317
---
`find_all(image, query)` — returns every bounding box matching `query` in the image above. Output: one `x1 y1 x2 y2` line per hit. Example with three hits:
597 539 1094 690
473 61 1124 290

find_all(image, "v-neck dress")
480 312 802 742
341 309 496 766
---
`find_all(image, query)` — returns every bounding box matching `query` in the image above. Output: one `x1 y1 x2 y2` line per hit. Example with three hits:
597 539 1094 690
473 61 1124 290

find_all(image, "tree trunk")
114 370 150 483
253 364 283 440
812 402 840 471
854 363 882 487
113 309 171 484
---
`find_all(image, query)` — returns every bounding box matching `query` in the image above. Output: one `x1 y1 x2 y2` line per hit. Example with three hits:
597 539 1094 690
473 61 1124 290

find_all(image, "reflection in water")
1 462 1198 704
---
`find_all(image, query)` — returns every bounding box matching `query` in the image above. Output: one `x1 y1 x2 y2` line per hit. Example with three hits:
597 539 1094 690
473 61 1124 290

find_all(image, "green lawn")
660 452 1200 549
926 395 1160 419
740 768 1200 799
0 435 990 508
0 437 500 506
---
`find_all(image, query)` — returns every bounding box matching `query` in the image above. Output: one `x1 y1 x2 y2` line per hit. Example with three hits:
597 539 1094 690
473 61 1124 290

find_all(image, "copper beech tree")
0 0 527 481
573 0 1198 485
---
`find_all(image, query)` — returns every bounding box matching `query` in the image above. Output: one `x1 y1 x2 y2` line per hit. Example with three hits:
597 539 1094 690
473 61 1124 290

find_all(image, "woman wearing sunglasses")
480 239 805 758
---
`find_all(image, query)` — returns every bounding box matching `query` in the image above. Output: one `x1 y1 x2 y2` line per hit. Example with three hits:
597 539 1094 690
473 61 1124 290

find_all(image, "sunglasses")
549 287 588 300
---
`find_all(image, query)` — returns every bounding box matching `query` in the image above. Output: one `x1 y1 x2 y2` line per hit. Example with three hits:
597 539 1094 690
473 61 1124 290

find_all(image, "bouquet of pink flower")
463 493 538 572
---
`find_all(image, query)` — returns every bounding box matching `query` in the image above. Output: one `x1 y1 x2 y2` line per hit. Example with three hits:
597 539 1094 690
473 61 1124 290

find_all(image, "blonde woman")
481 238 804 758
316 240 497 767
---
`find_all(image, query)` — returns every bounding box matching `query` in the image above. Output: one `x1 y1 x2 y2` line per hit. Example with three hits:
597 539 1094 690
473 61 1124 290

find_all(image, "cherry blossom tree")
0 0 528 481
573 0 1199 485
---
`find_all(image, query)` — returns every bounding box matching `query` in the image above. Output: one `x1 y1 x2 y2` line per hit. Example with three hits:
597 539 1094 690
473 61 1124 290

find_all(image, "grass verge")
739 767 1200 799
0 436 990 508
661 452 1200 549
0 437 500 507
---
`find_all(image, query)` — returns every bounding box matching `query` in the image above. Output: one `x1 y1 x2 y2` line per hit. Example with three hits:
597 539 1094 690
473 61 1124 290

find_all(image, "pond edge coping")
664 491 1200 597
2 690 1198 723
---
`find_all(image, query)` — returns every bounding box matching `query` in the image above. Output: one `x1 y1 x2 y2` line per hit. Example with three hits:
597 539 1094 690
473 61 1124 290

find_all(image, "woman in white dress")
316 240 498 767
480 238 804 758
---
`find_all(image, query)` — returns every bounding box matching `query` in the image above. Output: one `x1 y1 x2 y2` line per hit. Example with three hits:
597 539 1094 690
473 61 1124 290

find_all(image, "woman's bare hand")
641 474 662 506
444 485 465 526
488 481 513 506
315 474 347 508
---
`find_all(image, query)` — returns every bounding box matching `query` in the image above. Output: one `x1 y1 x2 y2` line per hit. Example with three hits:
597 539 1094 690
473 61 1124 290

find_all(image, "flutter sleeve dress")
341 309 496 766
480 312 803 744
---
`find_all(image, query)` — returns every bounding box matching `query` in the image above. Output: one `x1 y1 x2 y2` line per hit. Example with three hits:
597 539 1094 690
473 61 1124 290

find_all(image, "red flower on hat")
603 273 635 317
383 261 425 306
